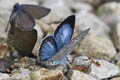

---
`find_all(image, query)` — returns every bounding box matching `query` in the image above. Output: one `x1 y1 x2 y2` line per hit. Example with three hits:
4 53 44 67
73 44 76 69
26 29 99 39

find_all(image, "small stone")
97 2 120 28
19 68 31 74
75 34 116 60
72 56 91 73
30 71 41 80
89 60 120 79
41 0 72 23
0 57 14 72
111 77 120 80
116 60 120 68
10 68 31 80
72 65 89 73
0 45 8 58
30 68 64 80
71 2 93 13
73 56 91 66
67 54 76 63
72 0 101 8
0 72 9 79
68 70 98 80
36 21 54 34
11 74 30 80
76 11 110 37
4 78 17 80
32 24 43 56
13 57 36 69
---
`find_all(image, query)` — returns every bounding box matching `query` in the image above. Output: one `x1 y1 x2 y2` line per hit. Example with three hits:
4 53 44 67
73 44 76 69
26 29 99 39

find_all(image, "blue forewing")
5 3 50 32
54 15 75 50
39 36 57 61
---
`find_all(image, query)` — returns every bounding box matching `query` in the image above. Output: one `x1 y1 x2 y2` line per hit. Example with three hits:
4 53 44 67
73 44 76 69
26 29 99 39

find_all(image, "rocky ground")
0 0 120 80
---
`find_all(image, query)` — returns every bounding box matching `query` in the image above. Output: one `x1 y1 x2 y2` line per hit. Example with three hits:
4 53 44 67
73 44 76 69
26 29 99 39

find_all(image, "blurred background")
1 0 120 80
0 0 120 59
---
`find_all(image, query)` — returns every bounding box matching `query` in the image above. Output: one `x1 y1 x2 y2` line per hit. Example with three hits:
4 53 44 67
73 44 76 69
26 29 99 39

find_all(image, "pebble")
71 2 93 13
0 72 9 80
111 77 120 80
74 34 116 60
68 70 98 80
76 11 110 37
97 2 120 28
41 0 72 23
89 60 120 79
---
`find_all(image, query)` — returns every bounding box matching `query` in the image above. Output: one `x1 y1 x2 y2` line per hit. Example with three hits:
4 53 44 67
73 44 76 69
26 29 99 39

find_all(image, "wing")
54 15 75 51
38 36 58 61
47 28 90 64
21 4 51 19
15 10 35 31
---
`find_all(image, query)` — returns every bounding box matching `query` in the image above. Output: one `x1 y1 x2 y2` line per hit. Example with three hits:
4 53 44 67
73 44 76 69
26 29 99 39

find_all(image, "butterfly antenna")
5 14 12 32
5 8 15 32
5 22 9 32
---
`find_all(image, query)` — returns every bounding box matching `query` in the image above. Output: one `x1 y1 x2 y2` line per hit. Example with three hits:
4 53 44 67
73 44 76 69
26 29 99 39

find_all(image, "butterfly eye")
14 3 20 12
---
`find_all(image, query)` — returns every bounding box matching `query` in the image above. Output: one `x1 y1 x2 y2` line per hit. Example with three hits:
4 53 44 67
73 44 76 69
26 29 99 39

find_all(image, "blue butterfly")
6 3 50 33
38 15 90 66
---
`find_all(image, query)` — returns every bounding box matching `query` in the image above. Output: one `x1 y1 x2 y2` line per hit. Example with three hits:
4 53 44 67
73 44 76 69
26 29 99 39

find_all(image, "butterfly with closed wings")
6 3 50 33
38 15 90 66
7 3 51 56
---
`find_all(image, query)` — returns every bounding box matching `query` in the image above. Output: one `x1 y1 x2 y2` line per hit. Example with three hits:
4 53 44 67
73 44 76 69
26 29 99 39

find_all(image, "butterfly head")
13 3 23 12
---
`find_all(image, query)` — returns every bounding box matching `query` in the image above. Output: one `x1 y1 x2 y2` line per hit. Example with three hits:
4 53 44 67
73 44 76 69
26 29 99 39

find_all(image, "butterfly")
6 3 50 33
38 15 90 66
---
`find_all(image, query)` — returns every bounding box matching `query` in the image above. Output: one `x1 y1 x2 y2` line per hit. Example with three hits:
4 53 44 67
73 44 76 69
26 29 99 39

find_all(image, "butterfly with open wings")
38 15 90 66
